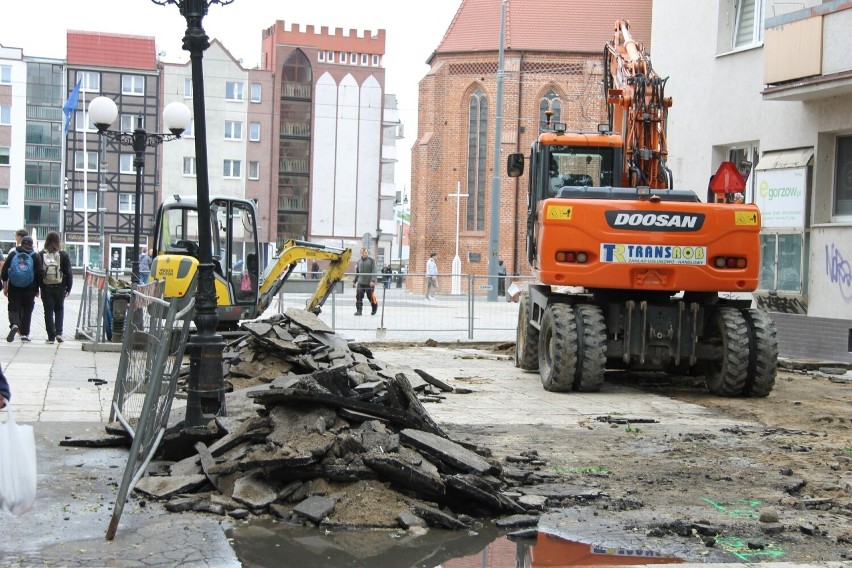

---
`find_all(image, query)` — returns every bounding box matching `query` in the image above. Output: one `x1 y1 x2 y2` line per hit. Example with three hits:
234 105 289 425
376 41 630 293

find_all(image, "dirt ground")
442 357 852 564
225 345 851 564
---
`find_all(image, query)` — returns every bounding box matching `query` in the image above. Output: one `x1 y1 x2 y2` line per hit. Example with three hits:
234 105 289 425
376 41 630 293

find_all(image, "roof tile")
67 30 157 70
434 0 652 57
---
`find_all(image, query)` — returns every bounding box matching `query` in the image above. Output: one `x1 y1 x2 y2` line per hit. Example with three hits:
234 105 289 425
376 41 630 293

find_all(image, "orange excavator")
507 20 777 396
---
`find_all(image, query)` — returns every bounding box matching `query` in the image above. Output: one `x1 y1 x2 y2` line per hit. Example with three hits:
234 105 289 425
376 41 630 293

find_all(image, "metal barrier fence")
106 282 196 540
276 273 535 342
74 268 109 344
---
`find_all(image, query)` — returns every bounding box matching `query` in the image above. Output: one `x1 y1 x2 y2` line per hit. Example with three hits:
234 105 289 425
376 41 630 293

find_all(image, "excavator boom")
256 240 352 315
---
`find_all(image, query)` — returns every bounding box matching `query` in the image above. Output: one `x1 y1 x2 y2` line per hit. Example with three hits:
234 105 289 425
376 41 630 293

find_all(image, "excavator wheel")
538 304 578 392
515 292 539 370
702 307 749 396
741 308 778 397
573 304 607 392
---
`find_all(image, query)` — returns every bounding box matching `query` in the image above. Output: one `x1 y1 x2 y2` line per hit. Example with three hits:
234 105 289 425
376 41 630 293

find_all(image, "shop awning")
756 147 814 170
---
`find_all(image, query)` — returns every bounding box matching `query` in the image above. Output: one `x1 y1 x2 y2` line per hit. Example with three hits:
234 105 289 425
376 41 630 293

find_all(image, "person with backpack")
39 231 73 344
2 235 44 343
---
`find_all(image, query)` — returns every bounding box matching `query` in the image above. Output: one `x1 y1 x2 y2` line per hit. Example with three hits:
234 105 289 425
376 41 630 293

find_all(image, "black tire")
538 304 578 392
515 292 539 370
574 304 607 392
741 308 778 397
703 307 749 396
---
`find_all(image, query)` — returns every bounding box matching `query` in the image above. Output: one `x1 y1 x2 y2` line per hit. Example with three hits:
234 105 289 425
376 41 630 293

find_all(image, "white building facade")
653 0 852 362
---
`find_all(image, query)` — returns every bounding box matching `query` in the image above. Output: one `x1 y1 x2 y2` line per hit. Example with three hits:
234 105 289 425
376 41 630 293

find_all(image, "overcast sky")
1 0 463 190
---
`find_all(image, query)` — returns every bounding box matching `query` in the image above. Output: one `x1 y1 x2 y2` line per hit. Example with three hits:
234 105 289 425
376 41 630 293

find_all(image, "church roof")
431 0 653 61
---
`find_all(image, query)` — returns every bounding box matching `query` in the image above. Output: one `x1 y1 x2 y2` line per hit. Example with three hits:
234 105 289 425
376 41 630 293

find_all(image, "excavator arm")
256 240 352 315
605 19 672 189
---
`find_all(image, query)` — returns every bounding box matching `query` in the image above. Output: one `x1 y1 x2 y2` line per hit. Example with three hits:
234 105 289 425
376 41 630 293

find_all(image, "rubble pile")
136 309 564 530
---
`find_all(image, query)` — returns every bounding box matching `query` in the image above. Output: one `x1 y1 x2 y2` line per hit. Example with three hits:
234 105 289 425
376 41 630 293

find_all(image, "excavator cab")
151 195 260 328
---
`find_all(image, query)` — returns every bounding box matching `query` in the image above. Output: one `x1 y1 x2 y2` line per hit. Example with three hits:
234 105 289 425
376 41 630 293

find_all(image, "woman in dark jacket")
39 231 74 344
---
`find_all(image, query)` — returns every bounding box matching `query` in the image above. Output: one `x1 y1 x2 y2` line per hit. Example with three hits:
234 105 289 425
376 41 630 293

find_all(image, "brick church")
409 0 652 285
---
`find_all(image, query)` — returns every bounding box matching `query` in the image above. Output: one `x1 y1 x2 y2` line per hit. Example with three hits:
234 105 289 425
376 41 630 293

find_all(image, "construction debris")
137 310 571 531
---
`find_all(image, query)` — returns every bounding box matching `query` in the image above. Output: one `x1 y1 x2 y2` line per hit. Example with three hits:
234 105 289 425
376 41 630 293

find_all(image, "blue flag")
62 79 82 135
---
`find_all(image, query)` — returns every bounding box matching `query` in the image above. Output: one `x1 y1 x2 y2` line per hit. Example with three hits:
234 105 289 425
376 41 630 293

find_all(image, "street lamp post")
89 96 191 284
153 0 233 426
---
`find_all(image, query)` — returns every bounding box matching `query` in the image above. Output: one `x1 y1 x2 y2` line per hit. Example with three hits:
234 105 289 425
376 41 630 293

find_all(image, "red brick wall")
410 51 606 292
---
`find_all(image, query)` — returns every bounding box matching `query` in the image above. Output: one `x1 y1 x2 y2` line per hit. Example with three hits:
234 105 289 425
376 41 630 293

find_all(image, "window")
183 157 196 176
318 51 325 62
0 147 8 166
119 154 135 174
224 120 243 140
74 110 96 132
74 151 98 171
350 53 357 64
327 51 335 63
118 193 135 213
223 159 241 178
73 191 97 211
183 78 193 98
250 83 261 103
0 187 8 206
122 75 145 96
834 135 852 217
0 105 9 125
184 119 194 138
466 88 488 231
339 52 346 64
225 81 244 101
733 0 764 49
249 122 260 141
249 161 260 180
0 65 10 84
759 233 804 291
120 114 144 132
539 90 562 132
361 54 368 65
372 54 379 66
81 71 100 92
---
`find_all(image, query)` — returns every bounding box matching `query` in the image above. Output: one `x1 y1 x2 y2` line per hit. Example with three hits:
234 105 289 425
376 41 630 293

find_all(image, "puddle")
228 521 683 567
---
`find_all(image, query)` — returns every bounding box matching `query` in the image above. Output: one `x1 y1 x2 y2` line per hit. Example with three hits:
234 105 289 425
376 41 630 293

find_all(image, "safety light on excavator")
597 123 610 133
554 122 567 134
636 186 651 200
556 251 588 263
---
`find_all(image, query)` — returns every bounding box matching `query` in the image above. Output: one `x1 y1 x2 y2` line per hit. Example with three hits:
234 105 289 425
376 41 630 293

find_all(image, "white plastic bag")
0 406 37 516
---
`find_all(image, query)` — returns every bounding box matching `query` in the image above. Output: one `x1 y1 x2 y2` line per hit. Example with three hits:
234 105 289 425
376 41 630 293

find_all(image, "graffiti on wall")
825 242 852 303
754 290 808 314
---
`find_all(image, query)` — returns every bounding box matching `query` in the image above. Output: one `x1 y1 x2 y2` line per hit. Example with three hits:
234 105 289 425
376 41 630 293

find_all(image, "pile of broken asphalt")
133 308 572 533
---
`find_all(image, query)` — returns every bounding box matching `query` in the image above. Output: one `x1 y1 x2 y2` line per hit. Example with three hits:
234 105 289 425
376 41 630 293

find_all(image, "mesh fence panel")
74 268 109 343
106 282 195 540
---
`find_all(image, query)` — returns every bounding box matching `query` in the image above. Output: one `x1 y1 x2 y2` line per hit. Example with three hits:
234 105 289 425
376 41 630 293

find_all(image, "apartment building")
653 0 852 362
3 20 400 270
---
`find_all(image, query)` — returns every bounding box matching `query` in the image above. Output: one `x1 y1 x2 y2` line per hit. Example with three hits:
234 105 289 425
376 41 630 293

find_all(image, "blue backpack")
8 251 35 288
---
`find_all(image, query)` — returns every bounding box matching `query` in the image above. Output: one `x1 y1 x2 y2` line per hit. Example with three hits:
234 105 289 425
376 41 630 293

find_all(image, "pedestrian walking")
39 231 73 344
425 252 438 300
497 259 507 296
8 229 27 254
353 247 378 316
311 260 320 280
382 265 392 289
138 246 152 284
2 236 44 343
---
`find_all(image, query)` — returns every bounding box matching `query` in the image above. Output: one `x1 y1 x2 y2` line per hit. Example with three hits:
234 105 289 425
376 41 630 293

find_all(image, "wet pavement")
0 290 847 567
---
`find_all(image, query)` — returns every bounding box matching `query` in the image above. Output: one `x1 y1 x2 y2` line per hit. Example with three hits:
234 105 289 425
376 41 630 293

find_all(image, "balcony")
762 1 852 101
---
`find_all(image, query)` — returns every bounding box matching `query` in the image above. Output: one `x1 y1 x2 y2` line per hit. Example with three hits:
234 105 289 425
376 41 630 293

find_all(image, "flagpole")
82 88 89 268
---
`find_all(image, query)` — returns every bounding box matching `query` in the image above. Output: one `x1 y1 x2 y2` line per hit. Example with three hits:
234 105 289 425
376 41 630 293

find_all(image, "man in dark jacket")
2 235 44 342
353 246 378 316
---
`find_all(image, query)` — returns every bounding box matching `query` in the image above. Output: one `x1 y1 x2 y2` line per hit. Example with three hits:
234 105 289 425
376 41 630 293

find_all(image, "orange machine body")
535 197 761 293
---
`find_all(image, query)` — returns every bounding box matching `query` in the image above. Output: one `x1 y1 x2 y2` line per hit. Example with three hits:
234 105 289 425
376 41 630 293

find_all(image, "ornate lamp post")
89 96 191 283
153 0 233 426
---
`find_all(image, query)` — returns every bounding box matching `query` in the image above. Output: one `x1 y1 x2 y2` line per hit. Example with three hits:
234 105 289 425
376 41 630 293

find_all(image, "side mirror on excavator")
507 153 525 178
